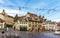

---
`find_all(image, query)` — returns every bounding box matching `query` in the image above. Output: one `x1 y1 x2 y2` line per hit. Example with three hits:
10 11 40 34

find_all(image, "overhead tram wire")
35 8 51 15
7 0 40 13
35 8 46 11
35 8 60 20
43 9 60 19
35 8 47 16
47 9 60 16
6 4 29 10
35 8 60 16
18 0 31 16
48 9 58 16
20 0 32 10
5 0 32 15
4 1 60 16
47 5 60 14
24 0 31 7
4 5 22 15
35 8 49 16
18 0 31 15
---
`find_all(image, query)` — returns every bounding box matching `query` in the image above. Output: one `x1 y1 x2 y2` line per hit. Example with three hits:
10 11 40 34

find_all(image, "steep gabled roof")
27 12 38 17
7 15 14 18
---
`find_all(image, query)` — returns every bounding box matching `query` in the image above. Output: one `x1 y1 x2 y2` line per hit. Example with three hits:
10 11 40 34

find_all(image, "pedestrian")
38 28 40 32
6 27 8 31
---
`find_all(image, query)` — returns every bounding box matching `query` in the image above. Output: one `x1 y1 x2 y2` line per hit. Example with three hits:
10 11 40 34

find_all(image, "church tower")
14 14 18 22
2 9 7 16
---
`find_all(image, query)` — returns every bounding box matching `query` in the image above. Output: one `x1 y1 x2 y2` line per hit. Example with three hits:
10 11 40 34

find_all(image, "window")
33 25 34 27
27 17 32 20
29 24 31 27
35 25 37 27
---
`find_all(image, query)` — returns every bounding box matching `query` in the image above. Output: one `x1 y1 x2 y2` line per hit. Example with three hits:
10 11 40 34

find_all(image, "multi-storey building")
0 10 14 26
42 20 56 31
13 12 43 31
0 18 6 29
13 19 28 31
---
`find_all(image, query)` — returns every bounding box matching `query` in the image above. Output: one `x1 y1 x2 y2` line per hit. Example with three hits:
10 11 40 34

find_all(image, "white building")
13 20 28 31
42 22 56 31
0 19 6 29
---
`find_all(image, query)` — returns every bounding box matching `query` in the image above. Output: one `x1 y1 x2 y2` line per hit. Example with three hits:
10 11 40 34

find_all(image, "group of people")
2 27 9 34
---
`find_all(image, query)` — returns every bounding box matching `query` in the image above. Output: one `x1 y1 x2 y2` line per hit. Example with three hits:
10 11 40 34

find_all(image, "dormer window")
27 17 32 20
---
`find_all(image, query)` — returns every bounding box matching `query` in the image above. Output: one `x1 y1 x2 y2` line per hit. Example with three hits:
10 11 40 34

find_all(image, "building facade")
0 10 14 26
42 21 56 31
0 19 6 29
13 20 28 31
13 20 42 31
13 12 43 31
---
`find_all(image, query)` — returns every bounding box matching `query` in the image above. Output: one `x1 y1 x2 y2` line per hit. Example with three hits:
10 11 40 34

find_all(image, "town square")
0 0 60 38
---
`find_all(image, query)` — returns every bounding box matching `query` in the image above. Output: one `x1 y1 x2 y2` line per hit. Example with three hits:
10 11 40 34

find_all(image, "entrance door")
20 27 27 31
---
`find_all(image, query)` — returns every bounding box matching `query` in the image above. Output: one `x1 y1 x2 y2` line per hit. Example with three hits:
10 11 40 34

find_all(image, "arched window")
29 24 31 27
35 25 37 27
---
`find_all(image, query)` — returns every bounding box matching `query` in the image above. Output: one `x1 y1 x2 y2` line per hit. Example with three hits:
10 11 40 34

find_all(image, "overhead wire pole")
42 9 56 17
47 5 60 15
18 7 22 16
35 8 60 15
47 9 51 14
5 4 22 16
43 5 60 15
3 0 32 16
44 9 60 22
35 8 50 16
35 8 47 16
48 9 56 15
35 8 60 20
5 0 60 18
32 7 60 20
8 0 32 16
48 9 60 16
18 0 31 16
18 0 31 15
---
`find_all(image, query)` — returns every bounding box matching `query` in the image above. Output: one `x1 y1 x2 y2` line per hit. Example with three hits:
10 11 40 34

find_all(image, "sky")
0 0 60 22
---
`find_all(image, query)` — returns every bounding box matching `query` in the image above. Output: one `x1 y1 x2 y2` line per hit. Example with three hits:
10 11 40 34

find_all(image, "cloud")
31 2 48 9
4 0 16 6
0 0 16 7
0 0 4 3
0 7 27 16
52 19 60 22
6 9 27 16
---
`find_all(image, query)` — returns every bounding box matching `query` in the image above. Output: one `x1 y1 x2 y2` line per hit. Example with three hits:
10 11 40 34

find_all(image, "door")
20 27 27 31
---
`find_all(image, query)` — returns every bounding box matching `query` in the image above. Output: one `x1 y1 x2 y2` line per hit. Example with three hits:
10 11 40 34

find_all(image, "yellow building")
0 10 14 26
13 19 42 31
13 19 28 31
0 18 6 29
13 12 43 31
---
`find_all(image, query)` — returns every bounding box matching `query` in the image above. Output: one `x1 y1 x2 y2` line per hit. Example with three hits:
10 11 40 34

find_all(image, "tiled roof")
27 12 37 16
7 15 14 18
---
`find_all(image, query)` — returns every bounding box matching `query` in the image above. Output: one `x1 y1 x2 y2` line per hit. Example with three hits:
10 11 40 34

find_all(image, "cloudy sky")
0 0 60 22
